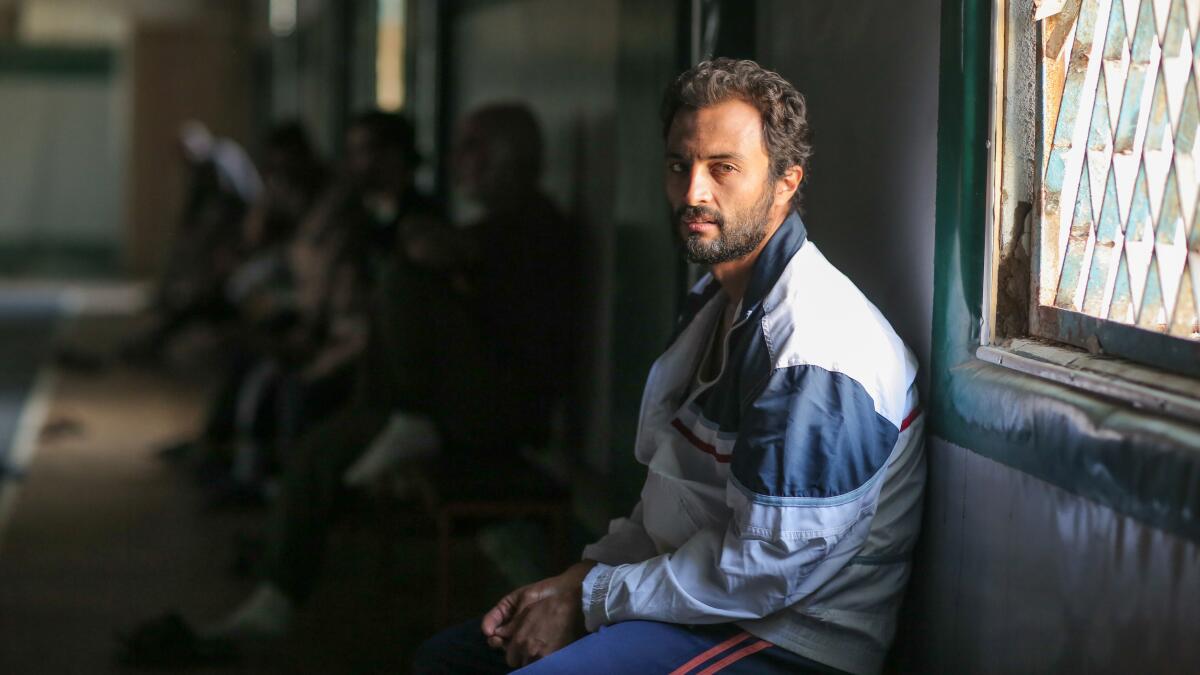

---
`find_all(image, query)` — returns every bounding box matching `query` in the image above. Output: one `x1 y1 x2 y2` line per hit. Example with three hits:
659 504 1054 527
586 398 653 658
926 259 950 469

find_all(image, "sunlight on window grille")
1040 0 1200 340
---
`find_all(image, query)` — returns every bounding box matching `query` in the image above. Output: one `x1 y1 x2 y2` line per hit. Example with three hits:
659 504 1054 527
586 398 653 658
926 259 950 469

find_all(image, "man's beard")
676 182 775 265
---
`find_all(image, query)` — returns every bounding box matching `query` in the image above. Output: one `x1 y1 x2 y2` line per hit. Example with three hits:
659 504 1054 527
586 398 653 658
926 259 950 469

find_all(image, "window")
376 0 405 111
985 0 1200 386
1040 0 1198 339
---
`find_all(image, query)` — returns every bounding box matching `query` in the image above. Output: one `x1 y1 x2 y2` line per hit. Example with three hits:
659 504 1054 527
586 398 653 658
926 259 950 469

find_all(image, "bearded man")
415 58 924 675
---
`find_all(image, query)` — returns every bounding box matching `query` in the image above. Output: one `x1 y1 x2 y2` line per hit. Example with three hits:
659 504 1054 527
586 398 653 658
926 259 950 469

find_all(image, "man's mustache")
675 205 724 227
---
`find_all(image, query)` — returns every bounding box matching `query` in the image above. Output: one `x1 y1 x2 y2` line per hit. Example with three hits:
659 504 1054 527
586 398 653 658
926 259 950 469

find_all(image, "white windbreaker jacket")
581 212 925 675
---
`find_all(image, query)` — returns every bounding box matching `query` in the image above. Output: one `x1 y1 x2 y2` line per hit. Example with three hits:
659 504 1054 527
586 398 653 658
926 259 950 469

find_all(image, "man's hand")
480 561 596 668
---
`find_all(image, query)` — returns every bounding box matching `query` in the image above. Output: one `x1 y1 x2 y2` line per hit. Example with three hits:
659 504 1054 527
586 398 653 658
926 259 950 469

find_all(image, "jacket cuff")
580 563 615 632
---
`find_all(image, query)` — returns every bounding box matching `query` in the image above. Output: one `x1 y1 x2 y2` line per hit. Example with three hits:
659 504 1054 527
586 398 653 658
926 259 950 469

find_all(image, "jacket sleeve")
580 501 659 566
581 364 901 630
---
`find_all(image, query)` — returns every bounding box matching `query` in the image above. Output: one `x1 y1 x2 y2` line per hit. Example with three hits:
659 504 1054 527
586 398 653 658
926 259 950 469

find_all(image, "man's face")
665 99 776 265
345 126 408 192
451 117 492 201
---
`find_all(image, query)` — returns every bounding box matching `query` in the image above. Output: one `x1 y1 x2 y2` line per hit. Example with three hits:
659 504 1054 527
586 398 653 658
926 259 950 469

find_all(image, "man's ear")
774 165 804 207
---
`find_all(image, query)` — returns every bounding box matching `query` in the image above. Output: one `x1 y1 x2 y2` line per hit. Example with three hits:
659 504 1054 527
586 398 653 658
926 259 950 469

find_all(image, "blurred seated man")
275 110 436 422
199 103 582 641
227 120 328 313
175 113 434 494
125 120 262 363
342 102 584 482
119 111 443 663
160 121 328 468
220 111 433 480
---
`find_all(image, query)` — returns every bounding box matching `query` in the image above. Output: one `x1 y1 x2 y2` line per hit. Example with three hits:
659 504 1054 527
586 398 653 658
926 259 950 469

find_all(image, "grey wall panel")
755 1 940 399
896 437 1200 673
447 0 618 223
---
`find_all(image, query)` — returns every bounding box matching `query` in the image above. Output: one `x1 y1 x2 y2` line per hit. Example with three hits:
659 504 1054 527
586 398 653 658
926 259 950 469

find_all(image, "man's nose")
685 167 713 205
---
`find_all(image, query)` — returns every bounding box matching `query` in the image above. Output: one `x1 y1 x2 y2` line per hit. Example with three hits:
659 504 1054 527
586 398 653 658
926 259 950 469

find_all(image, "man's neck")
710 208 789 306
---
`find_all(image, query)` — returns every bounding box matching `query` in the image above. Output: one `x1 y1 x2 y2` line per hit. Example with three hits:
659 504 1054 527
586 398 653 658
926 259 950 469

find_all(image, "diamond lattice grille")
1041 0 1200 340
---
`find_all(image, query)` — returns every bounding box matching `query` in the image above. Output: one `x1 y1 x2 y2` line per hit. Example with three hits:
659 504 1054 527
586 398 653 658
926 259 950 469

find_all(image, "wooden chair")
410 453 571 627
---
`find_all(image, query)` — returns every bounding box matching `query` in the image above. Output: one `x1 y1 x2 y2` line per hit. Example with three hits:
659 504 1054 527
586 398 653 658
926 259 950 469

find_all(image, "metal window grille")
1040 0 1200 341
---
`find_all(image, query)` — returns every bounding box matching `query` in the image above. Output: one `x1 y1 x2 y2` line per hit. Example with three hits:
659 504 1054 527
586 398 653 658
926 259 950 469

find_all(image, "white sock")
201 583 295 640
342 412 440 487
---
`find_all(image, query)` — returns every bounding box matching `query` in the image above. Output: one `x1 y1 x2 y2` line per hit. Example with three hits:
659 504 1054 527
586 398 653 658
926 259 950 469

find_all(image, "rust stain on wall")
996 201 1034 338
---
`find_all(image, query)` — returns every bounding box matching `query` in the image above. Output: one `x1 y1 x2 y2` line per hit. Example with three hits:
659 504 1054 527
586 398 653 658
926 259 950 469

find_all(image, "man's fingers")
480 607 504 637
520 640 546 668
505 637 523 669
503 604 537 667
483 576 556 638
486 635 506 650
481 592 518 636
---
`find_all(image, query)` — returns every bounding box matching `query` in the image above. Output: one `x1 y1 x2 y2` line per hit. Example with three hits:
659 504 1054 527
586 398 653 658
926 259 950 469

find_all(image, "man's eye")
667 162 686 173
715 163 737 174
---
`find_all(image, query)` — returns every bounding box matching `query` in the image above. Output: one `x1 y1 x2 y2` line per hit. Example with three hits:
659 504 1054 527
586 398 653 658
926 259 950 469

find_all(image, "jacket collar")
674 210 808 337
673 275 721 340
738 210 808 321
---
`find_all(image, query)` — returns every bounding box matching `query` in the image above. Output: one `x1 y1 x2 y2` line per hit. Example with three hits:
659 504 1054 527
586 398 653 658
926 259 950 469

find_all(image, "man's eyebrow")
664 151 746 161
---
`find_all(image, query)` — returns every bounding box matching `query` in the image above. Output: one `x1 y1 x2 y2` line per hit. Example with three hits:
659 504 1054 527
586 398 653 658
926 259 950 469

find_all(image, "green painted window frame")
932 0 1200 544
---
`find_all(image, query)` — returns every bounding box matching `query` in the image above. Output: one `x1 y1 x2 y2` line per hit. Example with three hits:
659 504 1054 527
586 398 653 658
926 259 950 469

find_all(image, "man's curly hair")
662 58 812 210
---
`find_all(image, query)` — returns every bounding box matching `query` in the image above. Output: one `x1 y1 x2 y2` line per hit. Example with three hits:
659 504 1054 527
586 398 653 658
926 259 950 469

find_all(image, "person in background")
173 113 434 502
200 102 583 645
124 120 262 363
162 121 331 500
118 110 439 665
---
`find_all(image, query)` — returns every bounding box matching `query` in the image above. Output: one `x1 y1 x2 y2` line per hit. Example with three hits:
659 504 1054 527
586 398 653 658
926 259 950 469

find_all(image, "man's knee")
410 635 449 675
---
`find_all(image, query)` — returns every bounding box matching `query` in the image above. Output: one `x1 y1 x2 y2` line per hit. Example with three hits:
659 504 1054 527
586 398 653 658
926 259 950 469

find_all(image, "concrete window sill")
977 338 1200 426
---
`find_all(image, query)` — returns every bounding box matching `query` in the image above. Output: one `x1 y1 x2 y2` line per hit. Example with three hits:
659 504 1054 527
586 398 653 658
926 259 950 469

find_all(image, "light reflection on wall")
376 0 403 111
269 0 297 38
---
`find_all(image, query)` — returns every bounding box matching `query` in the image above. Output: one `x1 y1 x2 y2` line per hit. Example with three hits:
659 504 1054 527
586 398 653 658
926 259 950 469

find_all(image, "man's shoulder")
762 242 906 352
753 241 917 419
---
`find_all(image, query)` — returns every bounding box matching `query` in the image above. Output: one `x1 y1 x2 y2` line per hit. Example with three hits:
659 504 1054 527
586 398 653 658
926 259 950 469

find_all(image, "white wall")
0 72 123 252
